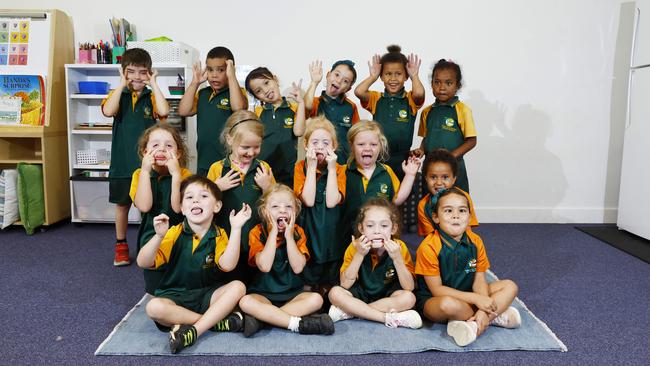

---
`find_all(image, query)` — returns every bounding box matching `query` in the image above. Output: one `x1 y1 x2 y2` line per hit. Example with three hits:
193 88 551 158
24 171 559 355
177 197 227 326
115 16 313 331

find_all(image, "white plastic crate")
126 41 198 65
76 149 110 165
72 180 140 222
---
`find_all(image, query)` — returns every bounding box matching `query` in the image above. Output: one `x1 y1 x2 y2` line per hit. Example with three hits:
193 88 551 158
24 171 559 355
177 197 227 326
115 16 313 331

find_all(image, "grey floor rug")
96 272 566 356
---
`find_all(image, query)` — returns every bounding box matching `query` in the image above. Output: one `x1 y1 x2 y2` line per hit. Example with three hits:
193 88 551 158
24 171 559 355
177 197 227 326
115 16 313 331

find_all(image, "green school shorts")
109 178 133 205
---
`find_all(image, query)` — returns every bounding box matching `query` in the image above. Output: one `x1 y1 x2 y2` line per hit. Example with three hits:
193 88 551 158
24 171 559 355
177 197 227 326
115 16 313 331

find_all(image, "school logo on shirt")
465 258 477 274
340 115 352 127
143 106 153 119
399 110 407 119
396 109 409 122
380 183 388 194
284 117 294 127
220 98 229 106
203 253 215 269
217 98 231 110
384 267 396 284
442 118 457 132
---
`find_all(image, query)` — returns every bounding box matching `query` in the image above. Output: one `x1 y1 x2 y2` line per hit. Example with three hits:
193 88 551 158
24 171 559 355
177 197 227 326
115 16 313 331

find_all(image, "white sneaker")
447 320 478 347
328 305 353 322
384 310 423 329
490 306 521 328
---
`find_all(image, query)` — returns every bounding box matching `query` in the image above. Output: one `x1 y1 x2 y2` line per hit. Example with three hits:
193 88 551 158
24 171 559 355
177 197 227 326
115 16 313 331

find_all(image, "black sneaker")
243 314 261 338
169 324 197 354
212 311 244 332
298 314 335 335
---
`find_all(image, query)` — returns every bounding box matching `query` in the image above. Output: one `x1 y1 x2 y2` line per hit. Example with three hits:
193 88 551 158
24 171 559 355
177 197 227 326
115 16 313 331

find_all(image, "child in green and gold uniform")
102 48 169 266
178 47 248 176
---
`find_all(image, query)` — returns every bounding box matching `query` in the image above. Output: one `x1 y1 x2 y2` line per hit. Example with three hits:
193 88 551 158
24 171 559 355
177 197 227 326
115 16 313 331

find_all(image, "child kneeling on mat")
414 187 520 347
136 175 252 354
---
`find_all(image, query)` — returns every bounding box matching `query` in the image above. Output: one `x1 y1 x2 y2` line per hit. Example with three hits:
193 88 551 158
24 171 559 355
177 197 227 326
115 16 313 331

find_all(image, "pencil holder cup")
112 46 125 64
78 49 91 64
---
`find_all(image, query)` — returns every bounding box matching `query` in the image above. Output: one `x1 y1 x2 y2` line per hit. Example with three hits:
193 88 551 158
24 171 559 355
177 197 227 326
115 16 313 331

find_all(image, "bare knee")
501 279 519 296
238 294 257 312
392 290 416 309
328 286 346 304
146 298 169 319
305 292 323 310
437 296 464 317
225 280 246 298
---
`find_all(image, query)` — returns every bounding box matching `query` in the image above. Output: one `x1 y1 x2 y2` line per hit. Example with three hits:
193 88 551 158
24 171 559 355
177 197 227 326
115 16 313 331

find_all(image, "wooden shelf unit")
0 9 74 226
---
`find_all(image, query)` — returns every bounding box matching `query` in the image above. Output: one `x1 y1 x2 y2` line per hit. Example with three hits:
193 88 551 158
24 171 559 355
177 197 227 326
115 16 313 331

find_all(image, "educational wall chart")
0 18 30 66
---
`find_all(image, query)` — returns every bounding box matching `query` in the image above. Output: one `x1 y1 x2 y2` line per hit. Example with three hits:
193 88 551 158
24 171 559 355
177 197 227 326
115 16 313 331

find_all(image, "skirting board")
475 207 617 223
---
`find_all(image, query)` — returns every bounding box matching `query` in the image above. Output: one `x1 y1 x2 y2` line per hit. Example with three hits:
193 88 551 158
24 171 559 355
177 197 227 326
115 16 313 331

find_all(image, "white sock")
288 316 301 332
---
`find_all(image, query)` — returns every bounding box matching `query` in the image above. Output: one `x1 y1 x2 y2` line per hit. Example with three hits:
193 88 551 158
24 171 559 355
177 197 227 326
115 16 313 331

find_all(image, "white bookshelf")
64 63 197 223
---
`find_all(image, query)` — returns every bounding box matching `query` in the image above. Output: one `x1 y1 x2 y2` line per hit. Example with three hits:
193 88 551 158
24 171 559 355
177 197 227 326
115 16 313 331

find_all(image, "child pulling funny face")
305 128 337 167
357 206 397 250
264 190 297 233
144 128 180 170
433 192 471 242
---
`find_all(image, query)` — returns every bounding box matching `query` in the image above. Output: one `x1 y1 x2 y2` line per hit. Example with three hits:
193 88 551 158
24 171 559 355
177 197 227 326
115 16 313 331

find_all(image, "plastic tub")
78 81 110 94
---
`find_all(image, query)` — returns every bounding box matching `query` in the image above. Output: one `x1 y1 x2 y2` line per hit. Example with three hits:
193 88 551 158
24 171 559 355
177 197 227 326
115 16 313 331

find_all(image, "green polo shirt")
341 239 414 301
206 158 273 255
195 87 237 172
129 167 192 294
362 89 422 178
294 160 346 263
247 224 310 302
418 98 477 192
340 162 400 244
311 92 360 164
255 97 298 186
107 88 157 178
154 220 229 301
130 167 193 250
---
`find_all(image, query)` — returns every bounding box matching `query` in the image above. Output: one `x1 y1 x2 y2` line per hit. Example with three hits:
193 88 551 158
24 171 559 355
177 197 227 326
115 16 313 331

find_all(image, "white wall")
9 0 630 223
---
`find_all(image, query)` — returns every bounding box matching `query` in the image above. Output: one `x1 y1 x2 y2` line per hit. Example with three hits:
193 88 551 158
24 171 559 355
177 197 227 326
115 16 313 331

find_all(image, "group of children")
101 45 520 354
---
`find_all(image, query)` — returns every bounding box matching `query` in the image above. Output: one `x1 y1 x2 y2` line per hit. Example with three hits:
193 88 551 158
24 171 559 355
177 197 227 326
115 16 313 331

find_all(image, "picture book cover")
0 75 45 125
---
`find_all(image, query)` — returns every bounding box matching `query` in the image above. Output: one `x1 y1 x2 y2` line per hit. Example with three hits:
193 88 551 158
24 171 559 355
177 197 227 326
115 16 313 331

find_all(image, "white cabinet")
64 63 196 223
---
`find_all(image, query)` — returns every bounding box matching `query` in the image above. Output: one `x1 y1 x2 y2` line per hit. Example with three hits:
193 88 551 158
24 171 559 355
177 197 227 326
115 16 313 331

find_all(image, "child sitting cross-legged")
136 175 252 354
328 197 422 329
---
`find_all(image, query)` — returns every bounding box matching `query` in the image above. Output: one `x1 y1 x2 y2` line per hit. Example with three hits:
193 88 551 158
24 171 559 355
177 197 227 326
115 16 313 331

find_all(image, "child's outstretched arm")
101 67 128 117
384 237 414 291
304 60 323 114
137 213 169 268
145 69 170 117
354 54 381 104
300 146 318 207
226 60 247 111
324 147 341 208
219 204 252 271
284 213 307 273
133 150 155 212
178 61 206 116
340 235 371 289
166 151 183 213
288 80 306 137
394 156 422 205
407 53 425 106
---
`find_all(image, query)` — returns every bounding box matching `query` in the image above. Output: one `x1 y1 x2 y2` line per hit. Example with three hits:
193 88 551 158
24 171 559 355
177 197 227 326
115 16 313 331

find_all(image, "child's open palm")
406 53 421 78
229 203 252 229
143 69 158 86
402 155 422 176
352 235 371 256
215 169 241 191
287 80 303 104
254 164 273 191
192 61 208 84
153 213 170 238
309 60 323 84
368 54 381 79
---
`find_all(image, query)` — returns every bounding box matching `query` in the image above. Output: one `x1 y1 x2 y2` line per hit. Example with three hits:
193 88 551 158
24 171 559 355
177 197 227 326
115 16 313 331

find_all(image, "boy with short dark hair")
137 175 252 354
178 46 248 176
102 48 170 266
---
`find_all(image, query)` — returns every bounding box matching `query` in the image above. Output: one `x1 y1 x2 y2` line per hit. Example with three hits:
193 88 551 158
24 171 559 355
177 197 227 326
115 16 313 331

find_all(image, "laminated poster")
0 18 29 65
0 75 45 125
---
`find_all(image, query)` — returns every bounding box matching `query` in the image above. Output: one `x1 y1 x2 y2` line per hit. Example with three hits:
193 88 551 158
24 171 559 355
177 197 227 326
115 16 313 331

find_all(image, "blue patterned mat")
96 272 566 356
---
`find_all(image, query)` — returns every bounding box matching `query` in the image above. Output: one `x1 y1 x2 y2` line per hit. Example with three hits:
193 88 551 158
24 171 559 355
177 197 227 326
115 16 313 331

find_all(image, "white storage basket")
126 41 198 65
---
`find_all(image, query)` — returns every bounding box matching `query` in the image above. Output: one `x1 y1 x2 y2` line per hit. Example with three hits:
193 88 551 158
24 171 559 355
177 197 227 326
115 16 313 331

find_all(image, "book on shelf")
0 75 46 126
